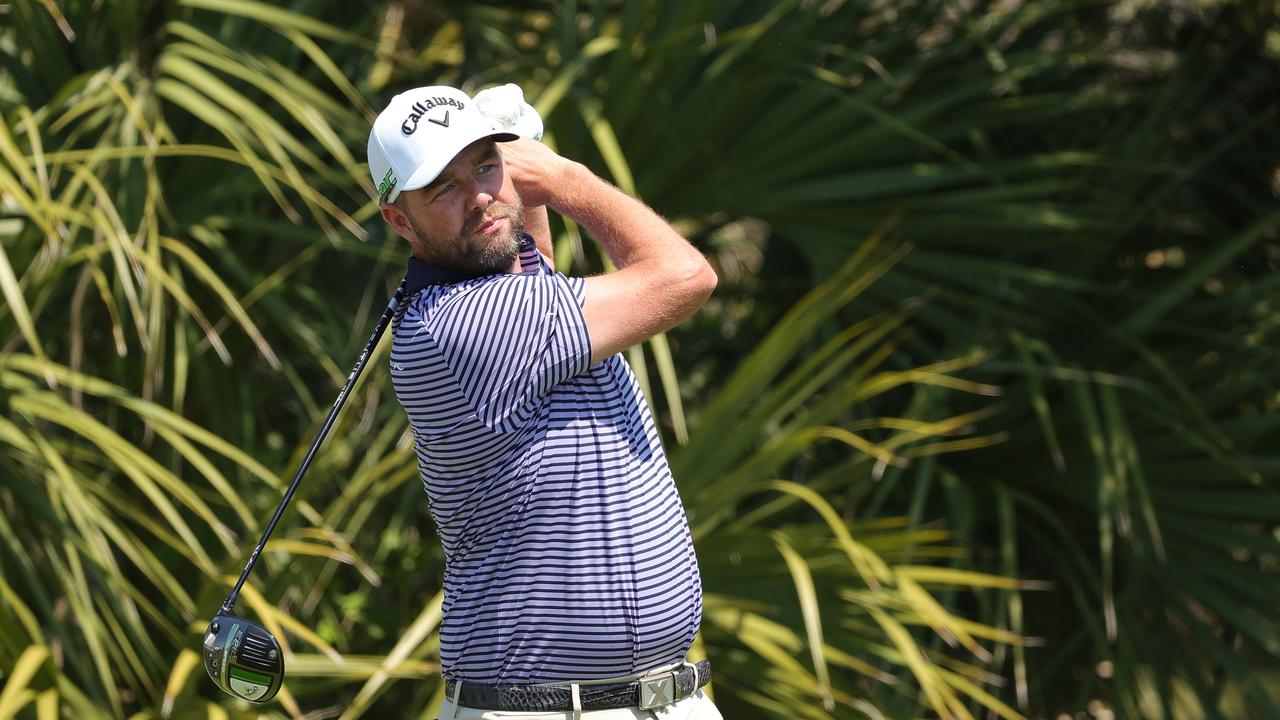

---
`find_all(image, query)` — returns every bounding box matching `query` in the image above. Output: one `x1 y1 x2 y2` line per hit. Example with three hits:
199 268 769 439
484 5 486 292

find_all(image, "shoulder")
440 272 583 316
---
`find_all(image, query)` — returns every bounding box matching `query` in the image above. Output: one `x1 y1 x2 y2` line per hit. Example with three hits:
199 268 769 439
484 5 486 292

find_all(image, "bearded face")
390 139 529 278
404 197 526 278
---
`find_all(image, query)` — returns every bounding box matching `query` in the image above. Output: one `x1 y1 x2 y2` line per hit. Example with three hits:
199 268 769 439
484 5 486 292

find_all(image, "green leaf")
177 0 368 45
772 532 834 711
0 644 49 718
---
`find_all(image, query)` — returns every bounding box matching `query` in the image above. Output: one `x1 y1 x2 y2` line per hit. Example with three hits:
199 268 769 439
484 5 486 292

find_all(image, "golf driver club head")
203 611 284 703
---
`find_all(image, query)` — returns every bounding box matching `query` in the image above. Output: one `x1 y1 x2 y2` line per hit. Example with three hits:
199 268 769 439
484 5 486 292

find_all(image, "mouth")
476 215 506 236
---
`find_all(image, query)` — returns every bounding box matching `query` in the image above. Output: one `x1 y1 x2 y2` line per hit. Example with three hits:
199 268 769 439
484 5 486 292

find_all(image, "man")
368 85 721 720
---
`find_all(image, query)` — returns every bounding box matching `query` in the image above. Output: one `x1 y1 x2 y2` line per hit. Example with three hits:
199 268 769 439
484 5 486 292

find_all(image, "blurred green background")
1 0 1278 718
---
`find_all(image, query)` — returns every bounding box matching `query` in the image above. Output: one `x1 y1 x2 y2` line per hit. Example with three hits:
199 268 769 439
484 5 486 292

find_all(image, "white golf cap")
368 85 517 204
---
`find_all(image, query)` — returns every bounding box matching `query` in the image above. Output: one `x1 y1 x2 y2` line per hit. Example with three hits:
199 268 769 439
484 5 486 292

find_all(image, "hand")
499 137 575 209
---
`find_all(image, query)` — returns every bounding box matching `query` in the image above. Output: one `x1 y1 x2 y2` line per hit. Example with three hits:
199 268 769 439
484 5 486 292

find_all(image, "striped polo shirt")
388 235 703 684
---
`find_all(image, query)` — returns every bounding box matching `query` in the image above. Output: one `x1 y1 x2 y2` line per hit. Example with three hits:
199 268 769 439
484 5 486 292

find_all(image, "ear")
380 202 417 243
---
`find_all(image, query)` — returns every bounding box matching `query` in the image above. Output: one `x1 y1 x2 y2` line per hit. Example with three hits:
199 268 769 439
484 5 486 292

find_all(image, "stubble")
407 200 526 278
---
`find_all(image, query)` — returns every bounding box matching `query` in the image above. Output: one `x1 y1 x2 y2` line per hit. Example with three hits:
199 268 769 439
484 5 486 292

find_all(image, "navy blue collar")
403 234 536 294
404 255 469 294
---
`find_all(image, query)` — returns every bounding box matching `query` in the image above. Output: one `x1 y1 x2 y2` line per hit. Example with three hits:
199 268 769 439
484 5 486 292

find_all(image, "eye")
432 183 455 201
476 163 496 176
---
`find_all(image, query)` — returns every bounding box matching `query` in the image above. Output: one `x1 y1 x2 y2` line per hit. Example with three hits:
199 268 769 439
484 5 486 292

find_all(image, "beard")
408 199 526 278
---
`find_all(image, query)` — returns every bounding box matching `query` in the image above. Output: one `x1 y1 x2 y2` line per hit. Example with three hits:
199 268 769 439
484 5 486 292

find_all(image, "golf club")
204 279 407 703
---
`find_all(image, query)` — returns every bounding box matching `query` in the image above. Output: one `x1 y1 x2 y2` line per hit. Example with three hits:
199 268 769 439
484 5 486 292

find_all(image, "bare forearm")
500 138 716 361
548 162 707 275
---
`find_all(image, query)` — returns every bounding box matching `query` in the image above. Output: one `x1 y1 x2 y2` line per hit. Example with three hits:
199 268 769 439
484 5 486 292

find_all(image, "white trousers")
438 689 723 720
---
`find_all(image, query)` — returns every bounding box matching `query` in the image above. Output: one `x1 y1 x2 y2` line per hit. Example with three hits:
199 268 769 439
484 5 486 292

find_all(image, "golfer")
369 85 721 720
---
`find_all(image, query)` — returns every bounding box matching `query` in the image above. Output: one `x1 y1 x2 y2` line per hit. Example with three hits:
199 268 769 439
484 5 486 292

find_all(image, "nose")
465 182 494 214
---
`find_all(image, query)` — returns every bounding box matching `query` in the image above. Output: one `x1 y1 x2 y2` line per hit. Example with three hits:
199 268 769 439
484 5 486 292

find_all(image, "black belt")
444 660 711 712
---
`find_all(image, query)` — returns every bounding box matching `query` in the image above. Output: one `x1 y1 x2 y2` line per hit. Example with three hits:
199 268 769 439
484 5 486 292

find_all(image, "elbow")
694 256 718 304
680 252 717 311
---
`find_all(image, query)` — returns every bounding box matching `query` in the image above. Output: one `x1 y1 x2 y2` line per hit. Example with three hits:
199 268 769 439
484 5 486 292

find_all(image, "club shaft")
222 280 407 613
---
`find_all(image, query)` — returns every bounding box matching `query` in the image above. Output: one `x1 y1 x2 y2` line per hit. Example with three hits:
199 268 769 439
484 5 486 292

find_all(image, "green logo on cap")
377 168 397 202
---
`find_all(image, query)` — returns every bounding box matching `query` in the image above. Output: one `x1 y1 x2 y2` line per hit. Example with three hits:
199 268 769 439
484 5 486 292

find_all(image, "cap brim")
398 129 520 197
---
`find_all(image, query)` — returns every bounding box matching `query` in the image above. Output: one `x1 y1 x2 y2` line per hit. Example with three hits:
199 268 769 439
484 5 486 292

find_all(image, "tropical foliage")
1 0 1278 718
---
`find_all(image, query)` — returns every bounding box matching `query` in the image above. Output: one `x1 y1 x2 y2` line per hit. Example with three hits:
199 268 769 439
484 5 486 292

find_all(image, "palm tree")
2 0 1277 718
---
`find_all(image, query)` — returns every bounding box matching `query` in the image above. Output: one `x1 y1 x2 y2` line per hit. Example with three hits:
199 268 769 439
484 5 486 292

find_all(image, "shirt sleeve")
429 272 591 434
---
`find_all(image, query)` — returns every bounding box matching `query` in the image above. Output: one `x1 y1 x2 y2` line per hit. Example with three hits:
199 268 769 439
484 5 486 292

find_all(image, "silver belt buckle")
638 671 678 710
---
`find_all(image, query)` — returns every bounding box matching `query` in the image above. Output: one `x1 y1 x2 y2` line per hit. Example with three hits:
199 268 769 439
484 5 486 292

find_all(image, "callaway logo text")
402 96 465 135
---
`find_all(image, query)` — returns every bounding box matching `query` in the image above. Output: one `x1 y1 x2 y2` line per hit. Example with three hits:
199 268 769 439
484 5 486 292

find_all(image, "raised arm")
500 138 717 365
523 204 554 268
